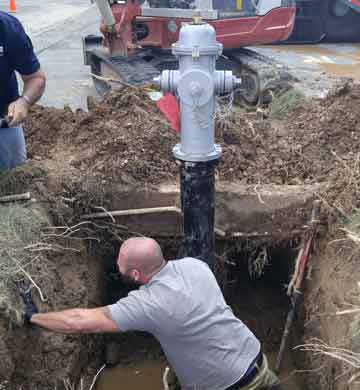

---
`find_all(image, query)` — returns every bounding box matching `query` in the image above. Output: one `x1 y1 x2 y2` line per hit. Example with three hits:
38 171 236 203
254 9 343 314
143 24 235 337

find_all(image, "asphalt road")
1 1 359 109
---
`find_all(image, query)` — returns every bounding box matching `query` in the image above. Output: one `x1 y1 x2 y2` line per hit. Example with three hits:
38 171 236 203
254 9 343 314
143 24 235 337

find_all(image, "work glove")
7 97 30 127
18 281 38 324
24 299 38 324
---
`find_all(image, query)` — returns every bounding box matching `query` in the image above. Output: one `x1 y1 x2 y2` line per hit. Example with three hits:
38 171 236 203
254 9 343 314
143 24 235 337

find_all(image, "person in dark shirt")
0 11 46 170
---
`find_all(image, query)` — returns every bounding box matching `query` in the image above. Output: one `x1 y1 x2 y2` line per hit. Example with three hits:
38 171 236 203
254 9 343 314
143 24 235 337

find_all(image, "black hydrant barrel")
180 160 218 269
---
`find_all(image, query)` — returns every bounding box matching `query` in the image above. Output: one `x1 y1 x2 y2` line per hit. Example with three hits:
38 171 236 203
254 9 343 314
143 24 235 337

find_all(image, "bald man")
26 237 281 390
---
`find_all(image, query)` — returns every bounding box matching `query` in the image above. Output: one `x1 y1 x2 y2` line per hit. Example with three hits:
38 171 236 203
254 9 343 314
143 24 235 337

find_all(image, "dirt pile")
24 83 360 196
25 88 178 184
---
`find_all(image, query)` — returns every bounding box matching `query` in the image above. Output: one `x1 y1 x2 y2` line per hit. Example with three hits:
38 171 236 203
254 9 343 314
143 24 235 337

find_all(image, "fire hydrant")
154 18 241 269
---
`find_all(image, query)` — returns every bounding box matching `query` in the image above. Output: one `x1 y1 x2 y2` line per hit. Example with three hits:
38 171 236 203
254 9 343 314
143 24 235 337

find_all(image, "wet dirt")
320 62 360 79
256 44 360 99
265 44 360 79
270 43 360 58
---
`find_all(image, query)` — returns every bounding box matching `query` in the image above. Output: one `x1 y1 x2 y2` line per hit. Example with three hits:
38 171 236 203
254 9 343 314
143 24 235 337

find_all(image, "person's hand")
7 97 30 127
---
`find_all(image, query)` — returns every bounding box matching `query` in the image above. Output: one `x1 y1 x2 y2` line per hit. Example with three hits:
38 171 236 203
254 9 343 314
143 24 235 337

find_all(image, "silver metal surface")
94 0 116 28
155 22 240 162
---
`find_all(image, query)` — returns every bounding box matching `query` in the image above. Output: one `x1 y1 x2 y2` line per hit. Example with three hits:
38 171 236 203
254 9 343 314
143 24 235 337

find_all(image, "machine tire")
322 0 360 42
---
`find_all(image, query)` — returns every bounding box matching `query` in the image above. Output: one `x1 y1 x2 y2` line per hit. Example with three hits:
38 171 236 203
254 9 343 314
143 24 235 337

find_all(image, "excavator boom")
84 0 297 103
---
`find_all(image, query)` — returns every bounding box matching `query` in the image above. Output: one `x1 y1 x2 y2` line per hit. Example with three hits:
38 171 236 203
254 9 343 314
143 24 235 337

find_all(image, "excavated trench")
0 169 322 389
2 83 360 389
0 161 326 390
2 165 354 390
70 182 318 390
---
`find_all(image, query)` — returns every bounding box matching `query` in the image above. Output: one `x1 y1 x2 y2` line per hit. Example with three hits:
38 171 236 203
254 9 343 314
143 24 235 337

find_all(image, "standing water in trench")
98 360 166 390
97 336 300 390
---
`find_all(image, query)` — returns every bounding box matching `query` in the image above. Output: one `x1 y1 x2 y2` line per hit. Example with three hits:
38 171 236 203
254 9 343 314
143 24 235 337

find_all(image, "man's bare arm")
8 69 46 126
30 307 119 334
21 69 46 105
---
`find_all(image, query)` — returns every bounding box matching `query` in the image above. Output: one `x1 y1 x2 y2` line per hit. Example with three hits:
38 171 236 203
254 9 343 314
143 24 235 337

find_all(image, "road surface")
0 0 98 109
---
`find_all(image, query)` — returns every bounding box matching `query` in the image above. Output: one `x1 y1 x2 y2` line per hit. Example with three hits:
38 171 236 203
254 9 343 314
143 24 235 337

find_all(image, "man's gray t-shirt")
107 258 260 390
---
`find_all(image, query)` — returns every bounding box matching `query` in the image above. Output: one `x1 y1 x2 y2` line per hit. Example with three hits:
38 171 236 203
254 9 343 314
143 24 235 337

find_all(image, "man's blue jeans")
0 126 27 170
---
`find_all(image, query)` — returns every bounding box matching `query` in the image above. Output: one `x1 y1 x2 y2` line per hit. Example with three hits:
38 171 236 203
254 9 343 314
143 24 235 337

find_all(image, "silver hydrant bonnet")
154 21 241 162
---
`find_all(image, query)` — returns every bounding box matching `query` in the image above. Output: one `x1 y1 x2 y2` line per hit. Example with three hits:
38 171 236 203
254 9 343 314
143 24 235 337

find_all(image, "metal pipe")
94 0 116 30
180 160 218 268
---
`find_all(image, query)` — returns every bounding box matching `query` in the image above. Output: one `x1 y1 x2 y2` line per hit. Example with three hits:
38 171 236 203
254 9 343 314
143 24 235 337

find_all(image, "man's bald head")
117 237 165 283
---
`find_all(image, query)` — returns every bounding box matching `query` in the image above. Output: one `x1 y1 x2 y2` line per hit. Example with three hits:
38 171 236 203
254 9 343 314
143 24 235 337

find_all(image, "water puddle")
269 44 360 61
98 353 300 390
319 63 360 78
260 44 360 80
98 360 167 390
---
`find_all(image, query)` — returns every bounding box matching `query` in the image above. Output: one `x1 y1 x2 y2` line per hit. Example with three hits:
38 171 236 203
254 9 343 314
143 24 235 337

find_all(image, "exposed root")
89 364 106 390
248 245 269 279
7 252 47 302
296 338 360 384
163 366 170 390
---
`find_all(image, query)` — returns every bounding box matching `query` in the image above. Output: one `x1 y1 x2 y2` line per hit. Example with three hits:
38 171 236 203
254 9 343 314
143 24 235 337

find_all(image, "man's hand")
8 97 30 127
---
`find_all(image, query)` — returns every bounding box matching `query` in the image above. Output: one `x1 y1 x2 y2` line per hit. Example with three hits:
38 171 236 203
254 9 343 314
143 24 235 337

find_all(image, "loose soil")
24 82 360 193
1 81 360 389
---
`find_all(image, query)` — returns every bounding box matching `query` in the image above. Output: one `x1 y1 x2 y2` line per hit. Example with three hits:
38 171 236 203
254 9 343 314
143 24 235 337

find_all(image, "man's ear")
132 269 141 282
